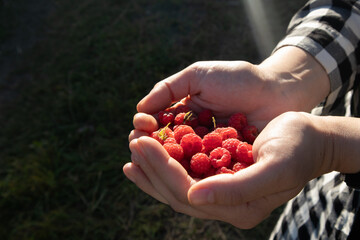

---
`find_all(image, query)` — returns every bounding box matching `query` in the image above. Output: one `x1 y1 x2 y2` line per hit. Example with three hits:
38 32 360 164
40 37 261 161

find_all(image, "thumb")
187 161 294 206
137 64 202 114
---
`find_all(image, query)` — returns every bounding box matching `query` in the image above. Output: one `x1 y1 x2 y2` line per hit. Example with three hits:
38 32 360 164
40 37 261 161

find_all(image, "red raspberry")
180 133 203 158
194 126 209 138
174 104 191 115
174 111 199 128
236 142 254 164
174 125 195 143
203 167 217 178
151 126 174 145
214 127 238 140
179 158 190 172
222 138 241 158
228 113 248 131
215 122 228 128
216 167 235 174
163 143 184 162
158 110 175 126
232 162 250 172
190 153 211 175
164 137 177 144
209 147 231 168
202 132 222 153
198 109 213 127
241 125 259 144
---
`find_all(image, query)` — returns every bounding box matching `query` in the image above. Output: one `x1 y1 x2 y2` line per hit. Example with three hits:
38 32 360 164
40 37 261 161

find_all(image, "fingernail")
189 189 214 205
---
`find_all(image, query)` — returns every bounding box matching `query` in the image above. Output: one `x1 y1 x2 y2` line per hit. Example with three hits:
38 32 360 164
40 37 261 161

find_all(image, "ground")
0 1 306 239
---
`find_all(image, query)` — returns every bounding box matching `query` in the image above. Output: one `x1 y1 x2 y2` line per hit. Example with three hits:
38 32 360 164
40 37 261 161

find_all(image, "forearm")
316 115 360 174
258 46 330 112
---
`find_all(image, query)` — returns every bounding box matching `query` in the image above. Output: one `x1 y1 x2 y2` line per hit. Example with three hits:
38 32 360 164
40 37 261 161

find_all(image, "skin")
123 46 360 229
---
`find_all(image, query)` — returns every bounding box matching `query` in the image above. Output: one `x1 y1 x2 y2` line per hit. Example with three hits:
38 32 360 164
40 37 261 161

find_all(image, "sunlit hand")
124 112 333 228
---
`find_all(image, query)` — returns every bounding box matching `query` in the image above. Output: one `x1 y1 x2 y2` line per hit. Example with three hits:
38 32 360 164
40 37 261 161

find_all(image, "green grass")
0 0 304 239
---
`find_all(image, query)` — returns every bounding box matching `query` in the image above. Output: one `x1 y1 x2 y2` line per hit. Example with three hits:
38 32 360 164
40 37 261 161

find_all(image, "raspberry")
198 109 213 127
202 132 222 153
151 126 174 145
216 167 235 175
158 110 175 126
163 143 184 162
164 137 177 144
241 125 259 144
228 113 248 131
179 158 190 172
236 142 254 164
180 133 203 158
194 126 209 138
203 167 217 178
232 162 250 172
209 147 231 168
174 104 191 115
174 125 195 143
214 122 228 129
222 138 241 158
174 111 199 128
214 127 238 140
190 153 211 175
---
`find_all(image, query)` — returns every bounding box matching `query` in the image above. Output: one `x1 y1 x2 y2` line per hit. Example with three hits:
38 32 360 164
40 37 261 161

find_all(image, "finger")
123 162 169 204
129 129 149 142
187 160 295 206
130 137 212 219
190 185 300 229
137 65 202 114
133 113 158 132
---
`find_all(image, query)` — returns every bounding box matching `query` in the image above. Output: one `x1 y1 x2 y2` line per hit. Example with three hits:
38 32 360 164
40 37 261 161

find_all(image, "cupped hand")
124 112 332 228
135 60 299 130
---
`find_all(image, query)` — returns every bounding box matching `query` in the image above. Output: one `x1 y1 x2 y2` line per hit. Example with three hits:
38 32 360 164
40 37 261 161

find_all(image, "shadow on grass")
0 0 303 239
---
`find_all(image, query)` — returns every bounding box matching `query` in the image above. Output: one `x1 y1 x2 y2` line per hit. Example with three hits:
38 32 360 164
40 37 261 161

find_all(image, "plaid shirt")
270 0 360 239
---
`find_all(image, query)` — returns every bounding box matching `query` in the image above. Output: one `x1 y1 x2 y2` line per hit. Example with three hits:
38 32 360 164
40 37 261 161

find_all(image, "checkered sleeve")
274 0 360 116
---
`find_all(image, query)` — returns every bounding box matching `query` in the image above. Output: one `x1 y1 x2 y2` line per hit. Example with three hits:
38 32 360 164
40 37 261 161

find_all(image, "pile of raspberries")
151 104 259 179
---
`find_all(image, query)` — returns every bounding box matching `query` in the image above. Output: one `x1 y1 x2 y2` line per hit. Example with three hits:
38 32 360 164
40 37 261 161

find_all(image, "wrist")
314 116 360 174
258 46 330 112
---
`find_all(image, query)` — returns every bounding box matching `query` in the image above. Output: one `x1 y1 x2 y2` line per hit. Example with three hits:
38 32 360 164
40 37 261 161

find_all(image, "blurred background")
0 0 306 239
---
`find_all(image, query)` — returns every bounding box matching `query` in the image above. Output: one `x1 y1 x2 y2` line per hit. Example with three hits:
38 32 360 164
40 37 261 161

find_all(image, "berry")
151 126 174 145
241 125 259 144
198 109 213 127
236 142 254 164
174 111 199 128
209 147 231 168
174 125 195 143
163 143 184 162
203 167 217 178
180 133 203 158
190 153 211 175
179 158 190 172
228 113 248 131
222 138 241 158
216 167 235 175
194 126 209 138
202 132 222 153
164 137 177 144
214 127 238 140
158 110 175 126
174 104 191 115
232 162 250 172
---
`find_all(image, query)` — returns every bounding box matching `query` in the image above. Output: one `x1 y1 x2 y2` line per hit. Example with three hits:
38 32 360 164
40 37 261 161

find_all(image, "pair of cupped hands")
124 50 333 228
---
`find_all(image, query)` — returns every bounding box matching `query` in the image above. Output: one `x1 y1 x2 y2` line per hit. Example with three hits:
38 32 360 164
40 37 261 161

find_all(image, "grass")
0 0 304 239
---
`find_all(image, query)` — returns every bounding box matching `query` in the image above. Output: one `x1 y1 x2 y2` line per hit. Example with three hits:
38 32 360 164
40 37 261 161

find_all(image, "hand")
135 46 330 130
124 112 332 228
124 46 331 228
